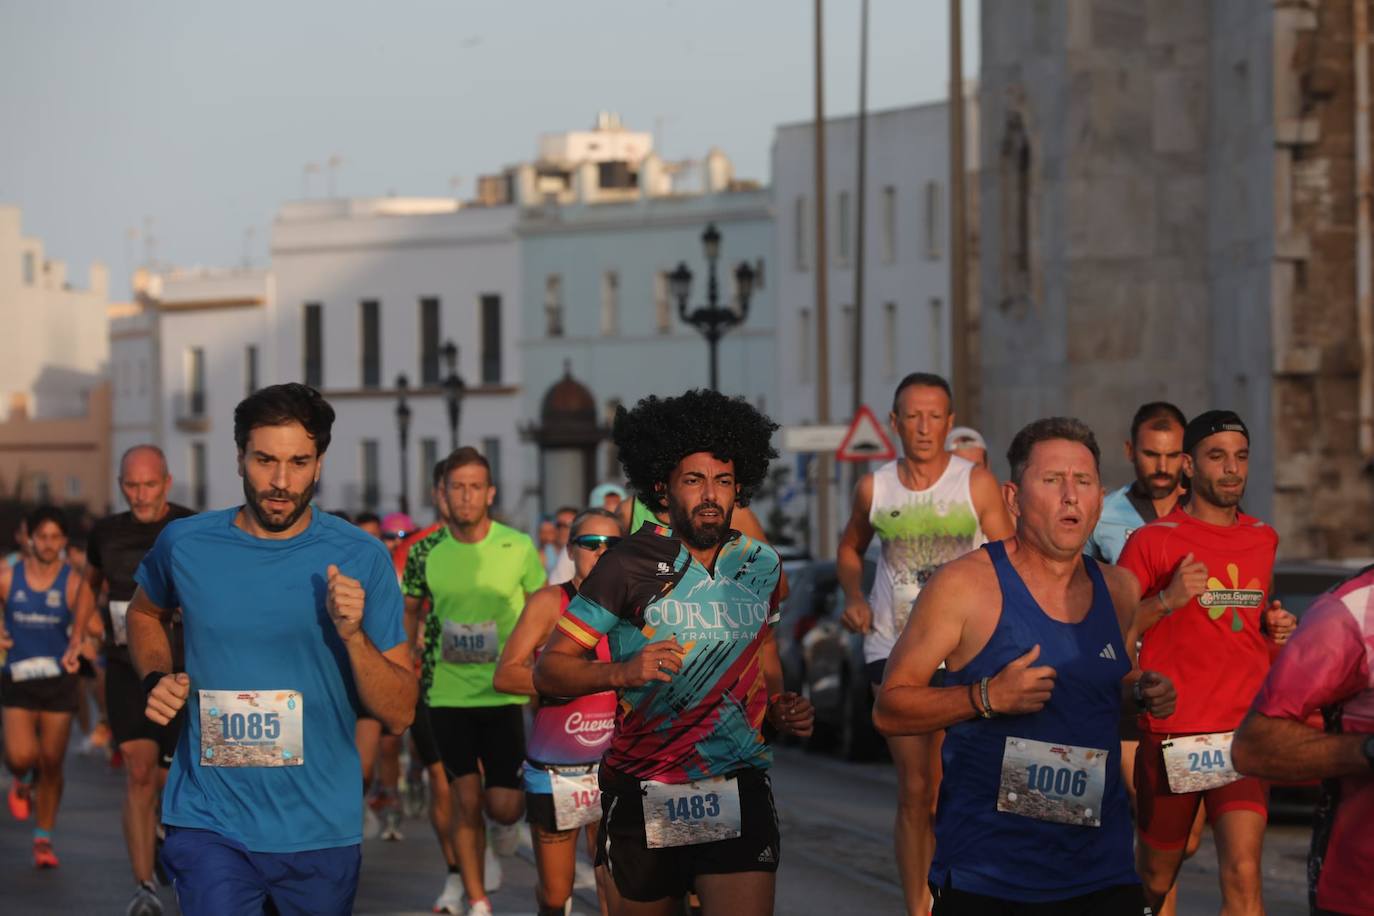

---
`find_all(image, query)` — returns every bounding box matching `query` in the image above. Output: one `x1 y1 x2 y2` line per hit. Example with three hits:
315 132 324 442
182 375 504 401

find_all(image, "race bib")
441 620 499 664
550 765 602 831
199 689 303 767
1162 732 1240 793
109 600 130 646
997 737 1107 827
642 776 742 848
10 655 62 682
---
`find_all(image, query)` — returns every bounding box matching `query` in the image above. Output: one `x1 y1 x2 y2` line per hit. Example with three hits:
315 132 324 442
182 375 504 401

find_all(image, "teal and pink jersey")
556 523 782 783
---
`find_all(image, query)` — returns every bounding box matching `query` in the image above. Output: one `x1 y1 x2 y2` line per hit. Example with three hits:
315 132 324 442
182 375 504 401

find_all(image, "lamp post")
441 340 466 451
670 223 756 391
394 373 412 515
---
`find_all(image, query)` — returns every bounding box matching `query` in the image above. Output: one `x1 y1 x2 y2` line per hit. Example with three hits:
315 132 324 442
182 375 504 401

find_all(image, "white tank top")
865 456 987 663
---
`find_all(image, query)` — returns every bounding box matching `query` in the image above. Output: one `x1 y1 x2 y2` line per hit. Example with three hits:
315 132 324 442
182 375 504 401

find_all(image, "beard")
1135 468 1182 500
1192 473 1245 508
242 475 316 533
667 497 734 550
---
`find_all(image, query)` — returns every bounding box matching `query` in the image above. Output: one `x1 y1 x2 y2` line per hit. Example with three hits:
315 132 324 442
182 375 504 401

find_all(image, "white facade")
0 205 110 420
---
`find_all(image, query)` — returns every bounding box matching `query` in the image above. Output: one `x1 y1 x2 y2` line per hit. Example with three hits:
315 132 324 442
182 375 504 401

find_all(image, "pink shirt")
1251 569 1374 915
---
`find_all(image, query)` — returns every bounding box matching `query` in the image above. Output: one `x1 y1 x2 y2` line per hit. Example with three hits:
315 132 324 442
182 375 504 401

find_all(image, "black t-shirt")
88 504 195 662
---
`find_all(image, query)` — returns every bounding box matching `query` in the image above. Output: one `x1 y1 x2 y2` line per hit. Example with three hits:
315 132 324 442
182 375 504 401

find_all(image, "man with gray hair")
85 445 194 916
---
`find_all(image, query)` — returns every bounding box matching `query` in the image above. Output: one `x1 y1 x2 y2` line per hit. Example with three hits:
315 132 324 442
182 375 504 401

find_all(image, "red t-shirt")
1251 571 1374 916
391 521 443 580
1117 507 1278 734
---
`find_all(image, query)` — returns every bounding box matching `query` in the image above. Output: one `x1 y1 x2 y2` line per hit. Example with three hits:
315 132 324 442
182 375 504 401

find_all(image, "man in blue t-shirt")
1085 401 1188 565
126 383 415 916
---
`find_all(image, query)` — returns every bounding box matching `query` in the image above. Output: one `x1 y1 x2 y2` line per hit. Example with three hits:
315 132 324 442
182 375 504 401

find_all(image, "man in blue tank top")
874 417 1177 914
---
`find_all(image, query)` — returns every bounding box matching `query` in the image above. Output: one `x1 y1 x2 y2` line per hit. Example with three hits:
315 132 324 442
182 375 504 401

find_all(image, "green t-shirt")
402 521 546 708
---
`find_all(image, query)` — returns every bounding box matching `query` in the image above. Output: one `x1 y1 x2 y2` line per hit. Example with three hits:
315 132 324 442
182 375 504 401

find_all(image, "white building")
0 204 110 420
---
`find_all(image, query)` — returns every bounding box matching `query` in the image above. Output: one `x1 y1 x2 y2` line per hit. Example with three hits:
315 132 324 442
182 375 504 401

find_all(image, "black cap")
1183 410 1249 454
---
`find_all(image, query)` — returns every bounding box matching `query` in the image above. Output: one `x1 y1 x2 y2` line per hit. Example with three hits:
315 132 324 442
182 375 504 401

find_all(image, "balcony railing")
173 391 210 433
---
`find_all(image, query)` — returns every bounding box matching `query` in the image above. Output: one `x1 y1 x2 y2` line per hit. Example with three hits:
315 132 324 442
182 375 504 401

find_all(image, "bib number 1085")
218 712 281 741
1025 764 1089 798
664 792 721 822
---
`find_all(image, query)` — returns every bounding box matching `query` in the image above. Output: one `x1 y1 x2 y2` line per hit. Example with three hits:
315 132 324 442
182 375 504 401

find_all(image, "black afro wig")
613 389 779 513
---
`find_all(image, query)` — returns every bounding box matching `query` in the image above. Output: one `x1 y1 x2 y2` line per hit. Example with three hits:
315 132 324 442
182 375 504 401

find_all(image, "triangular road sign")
836 405 896 462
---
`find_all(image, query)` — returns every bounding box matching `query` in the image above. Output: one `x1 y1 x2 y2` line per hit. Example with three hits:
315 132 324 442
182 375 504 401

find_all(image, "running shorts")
105 655 183 766
160 826 360 916
428 705 525 788
0 671 79 713
595 764 780 903
930 882 1149 915
409 697 441 769
1134 731 1268 850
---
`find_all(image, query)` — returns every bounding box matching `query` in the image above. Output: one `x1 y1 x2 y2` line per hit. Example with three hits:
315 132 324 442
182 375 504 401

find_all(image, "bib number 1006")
664 792 721 822
1025 764 1089 797
218 712 281 741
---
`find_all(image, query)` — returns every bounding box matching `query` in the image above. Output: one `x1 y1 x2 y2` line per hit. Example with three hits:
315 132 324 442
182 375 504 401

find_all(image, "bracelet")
979 676 997 717
968 682 989 719
1133 678 1148 712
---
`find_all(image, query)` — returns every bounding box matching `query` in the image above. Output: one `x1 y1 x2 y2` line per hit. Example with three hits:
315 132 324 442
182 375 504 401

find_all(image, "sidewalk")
0 744 601 915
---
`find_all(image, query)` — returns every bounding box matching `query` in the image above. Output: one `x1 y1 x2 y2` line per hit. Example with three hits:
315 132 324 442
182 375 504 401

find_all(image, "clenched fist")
616 638 687 687
146 672 190 725
1161 552 1209 611
1136 670 1176 719
988 644 1057 716
326 564 366 643
1262 600 1296 645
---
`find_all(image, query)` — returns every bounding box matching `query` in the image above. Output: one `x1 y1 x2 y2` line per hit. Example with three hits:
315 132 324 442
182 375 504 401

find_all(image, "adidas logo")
1099 643 1118 661
756 845 776 864
14 589 25 602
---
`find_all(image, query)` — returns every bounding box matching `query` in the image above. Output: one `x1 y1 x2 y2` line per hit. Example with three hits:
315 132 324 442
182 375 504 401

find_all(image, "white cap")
945 426 987 451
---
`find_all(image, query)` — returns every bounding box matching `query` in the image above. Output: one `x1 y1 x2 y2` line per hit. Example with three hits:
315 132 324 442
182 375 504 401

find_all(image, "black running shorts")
409 697 442 768
1 671 79 713
105 655 183 767
930 882 1150 915
428 704 525 789
595 765 780 903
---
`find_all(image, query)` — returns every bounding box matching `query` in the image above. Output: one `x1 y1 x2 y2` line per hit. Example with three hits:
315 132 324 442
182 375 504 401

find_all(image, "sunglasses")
572 534 622 552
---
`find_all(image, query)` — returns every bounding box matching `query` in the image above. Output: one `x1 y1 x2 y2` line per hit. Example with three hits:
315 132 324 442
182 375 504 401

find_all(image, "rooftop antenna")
302 161 320 198
326 154 343 197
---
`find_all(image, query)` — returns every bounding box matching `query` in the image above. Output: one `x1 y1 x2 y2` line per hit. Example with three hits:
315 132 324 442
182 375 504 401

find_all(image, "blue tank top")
3 563 73 673
931 541 1136 902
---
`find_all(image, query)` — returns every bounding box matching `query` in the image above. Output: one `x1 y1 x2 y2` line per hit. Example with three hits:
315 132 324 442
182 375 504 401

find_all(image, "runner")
85 445 194 914
535 389 815 916
1116 410 1296 913
1083 401 1196 916
838 372 1013 916
494 507 624 916
1 505 95 869
1233 565 1374 916
127 382 415 915
404 446 546 916
944 426 988 468
873 416 1176 913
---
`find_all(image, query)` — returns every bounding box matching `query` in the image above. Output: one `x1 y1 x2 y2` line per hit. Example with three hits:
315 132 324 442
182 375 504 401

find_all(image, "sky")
0 0 978 297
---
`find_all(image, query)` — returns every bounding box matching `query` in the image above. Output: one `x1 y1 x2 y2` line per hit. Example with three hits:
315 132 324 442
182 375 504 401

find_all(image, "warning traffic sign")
835 406 895 462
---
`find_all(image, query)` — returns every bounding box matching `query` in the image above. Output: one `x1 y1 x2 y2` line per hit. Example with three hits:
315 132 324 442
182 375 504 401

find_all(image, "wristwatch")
1363 735 1374 772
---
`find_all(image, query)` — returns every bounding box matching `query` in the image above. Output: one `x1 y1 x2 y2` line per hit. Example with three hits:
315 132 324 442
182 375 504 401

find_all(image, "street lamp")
441 340 466 451
671 222 756 391
394 373 412 515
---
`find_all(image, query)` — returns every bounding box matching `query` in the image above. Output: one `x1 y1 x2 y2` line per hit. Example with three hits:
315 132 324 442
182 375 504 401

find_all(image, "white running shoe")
380 808 404 842
466 898 494 916
362 805 381 840
484 845 502 891
125 883 163 916
489 820 520 856
432 873 464 915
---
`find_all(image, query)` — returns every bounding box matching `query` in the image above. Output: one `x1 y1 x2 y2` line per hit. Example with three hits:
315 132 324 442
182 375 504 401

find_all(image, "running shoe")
489 820 520 856
484 845 502 891
380 807 404 842
466 899 493 916
432 873 464 914
126 882 163 916
8 779 30 821
362 804 381 840
33 837 59 869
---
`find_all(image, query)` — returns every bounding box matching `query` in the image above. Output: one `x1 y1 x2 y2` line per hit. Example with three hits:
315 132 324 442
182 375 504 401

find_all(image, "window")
604 399 622 478
883 302 898 380
654 271 672 334
793 196 808 269
186 347 206 416
66 476 81 499
924 181 943 260
882 186 897 264
21 251 35 285
601 271 619 335
360 439 380 510
420 438 439 497
303 303 323 387
245 345 259 396
360 300 381 389
420 298 441 385
482 437 502 506
1000 112 1033 305
929 298 944 373
799 308 813 383
190 442 207 510
481 294 502 384
33 473 50 505
837 191 851 264
544 275 564 337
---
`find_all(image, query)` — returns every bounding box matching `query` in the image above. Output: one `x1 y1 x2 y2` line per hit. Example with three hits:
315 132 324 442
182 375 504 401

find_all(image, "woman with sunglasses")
493 508 623 916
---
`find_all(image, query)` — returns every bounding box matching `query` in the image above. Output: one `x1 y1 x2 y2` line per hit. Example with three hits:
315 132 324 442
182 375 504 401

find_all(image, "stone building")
978 0 1374 559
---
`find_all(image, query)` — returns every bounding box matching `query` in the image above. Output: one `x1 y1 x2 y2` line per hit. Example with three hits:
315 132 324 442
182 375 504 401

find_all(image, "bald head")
119 444 172 523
